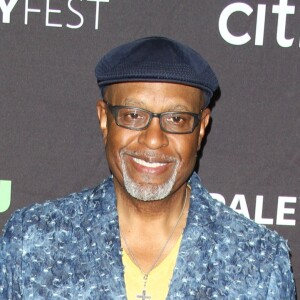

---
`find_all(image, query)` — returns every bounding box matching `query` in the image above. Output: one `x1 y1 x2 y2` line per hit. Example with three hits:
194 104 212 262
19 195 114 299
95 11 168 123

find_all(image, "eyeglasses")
103 100 202 134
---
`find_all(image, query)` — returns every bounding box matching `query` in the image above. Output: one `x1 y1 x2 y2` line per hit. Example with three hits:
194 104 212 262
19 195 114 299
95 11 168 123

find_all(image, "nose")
138 117 169 149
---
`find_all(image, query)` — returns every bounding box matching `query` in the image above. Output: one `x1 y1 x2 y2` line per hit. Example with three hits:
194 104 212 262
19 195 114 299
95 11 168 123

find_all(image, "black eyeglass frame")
103 100 203 134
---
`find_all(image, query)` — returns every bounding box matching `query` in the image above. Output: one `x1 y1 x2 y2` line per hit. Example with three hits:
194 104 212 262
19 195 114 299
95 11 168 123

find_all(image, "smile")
132 157 167 168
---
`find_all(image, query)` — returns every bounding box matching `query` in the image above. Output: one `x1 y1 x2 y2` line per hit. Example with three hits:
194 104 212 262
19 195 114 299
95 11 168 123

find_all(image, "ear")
96 100 108 145
197 108 211 150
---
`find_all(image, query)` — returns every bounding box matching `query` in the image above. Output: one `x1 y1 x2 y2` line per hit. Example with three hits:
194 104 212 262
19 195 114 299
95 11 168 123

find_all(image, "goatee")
120 150 179 201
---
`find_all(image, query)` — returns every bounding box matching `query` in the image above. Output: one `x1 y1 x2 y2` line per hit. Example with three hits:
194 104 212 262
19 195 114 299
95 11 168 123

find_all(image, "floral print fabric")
0 173 296 299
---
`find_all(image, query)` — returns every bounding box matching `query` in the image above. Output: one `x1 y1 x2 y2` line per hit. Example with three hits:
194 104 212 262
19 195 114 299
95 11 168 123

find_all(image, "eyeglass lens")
115 107 198 133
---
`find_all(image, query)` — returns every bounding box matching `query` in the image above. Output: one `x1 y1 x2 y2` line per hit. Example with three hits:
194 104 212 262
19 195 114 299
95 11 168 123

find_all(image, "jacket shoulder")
2 176 114 238
190 173 284 244
179 173 295 299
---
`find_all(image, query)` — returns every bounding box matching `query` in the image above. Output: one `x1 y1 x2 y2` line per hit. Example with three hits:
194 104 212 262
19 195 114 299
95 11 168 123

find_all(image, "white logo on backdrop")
219 0 299 47
0 0 109 29
210 193 297 226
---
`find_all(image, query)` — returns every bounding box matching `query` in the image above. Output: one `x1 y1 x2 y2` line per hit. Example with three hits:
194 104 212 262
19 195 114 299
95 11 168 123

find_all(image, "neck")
116 180 190 273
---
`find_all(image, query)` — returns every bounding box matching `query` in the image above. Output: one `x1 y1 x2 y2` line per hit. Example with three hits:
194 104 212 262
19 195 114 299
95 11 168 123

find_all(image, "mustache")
120 149 178 163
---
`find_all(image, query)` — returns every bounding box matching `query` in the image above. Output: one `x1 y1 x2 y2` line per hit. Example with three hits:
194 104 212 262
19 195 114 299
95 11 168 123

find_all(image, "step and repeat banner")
1 0 299 293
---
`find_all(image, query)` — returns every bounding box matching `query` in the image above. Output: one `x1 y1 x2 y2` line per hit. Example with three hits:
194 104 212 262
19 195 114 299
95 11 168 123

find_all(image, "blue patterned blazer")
0 173 295 299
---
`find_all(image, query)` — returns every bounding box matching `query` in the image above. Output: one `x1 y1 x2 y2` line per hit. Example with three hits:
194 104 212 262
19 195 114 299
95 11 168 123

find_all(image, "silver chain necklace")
120 187 188 300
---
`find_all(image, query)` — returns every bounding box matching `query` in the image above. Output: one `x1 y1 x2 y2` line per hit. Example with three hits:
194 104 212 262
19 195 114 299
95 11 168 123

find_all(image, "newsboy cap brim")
95 36 219 107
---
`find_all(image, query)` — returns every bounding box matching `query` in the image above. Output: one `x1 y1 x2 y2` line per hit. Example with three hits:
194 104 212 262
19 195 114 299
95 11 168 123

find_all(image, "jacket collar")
168 173 218 298
87 176 127 298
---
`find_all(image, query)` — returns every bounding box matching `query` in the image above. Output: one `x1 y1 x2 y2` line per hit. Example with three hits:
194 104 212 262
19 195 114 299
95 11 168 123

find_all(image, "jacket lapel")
167 174 218 299
86 177 127 298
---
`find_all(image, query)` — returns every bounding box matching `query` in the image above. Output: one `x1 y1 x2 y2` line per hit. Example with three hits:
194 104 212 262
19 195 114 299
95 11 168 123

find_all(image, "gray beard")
120 150 179 201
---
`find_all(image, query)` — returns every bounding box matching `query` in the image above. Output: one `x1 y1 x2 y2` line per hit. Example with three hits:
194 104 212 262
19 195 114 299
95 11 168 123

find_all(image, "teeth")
133 157 166 168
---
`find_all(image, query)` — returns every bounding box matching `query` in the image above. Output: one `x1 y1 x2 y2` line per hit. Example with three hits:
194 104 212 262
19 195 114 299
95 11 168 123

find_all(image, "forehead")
105 82 204 111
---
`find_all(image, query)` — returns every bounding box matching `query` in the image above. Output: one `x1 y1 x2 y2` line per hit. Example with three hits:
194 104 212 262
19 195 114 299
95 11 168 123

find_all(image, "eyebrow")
123 99 192 112
124 99 146 106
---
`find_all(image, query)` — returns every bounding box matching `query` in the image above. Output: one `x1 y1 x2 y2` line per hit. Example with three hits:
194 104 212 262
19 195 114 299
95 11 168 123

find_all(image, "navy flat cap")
95 36 219 107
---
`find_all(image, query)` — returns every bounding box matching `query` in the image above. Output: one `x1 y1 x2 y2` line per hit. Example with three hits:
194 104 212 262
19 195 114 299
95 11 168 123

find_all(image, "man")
0 37 295 299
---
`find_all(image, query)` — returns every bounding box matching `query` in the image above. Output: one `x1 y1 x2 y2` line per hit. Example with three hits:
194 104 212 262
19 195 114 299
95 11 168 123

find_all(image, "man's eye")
120 109 146 122
166 115 186 124
127 112 142 119
128 113 139 119
171 116 184 123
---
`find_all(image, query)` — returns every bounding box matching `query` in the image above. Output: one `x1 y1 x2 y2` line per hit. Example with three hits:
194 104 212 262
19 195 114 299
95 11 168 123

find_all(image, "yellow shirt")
122 236 182 300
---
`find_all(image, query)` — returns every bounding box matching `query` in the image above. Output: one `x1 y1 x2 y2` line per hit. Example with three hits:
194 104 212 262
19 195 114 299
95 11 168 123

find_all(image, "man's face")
97 82 210 201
